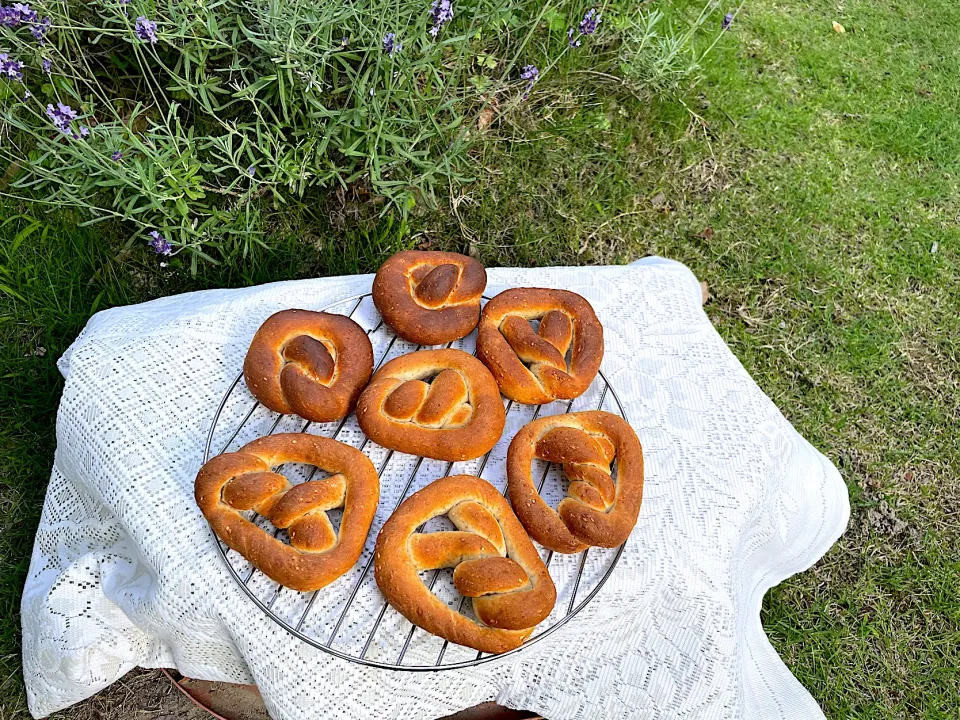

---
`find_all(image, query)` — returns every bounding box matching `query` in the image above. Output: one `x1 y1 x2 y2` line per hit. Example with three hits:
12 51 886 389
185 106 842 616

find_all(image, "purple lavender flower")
578 8 599 35
568 8 599 47
12 2 36 23
246 165 255 177
340 35 349 47
111 150 123 161
148 230 172 255
22 89 30 99
382 32 401 57
429 0 453 38
43 103 88 141
0 52 24 81
30 15 50 44
42 57 51 74
520 64 539 99
722 12 734 30
120 0 129 15
135 16 157 43
0 3 36 26
45 102 77 134
0 6 19 27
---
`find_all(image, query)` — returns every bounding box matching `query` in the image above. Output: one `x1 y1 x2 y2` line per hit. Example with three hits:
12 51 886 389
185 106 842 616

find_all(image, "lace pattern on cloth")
21 260 848 719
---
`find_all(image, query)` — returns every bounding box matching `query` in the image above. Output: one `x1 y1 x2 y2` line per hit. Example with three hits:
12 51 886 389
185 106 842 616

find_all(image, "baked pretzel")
195 433 379 592
375 475 556 654
476 288 603 405
372 250 486 345
243 309 374 423
356 349 506 461
507 411 643 554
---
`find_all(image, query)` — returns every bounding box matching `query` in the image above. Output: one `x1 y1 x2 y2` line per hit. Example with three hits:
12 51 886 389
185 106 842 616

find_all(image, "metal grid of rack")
203 293 627 670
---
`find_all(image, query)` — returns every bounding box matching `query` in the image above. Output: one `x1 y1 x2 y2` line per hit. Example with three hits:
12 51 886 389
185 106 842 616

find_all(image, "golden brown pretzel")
195 433 379 592
372 250 486 345
507 411 643 554
356 349 506 461
476 288 603 405
243 309 374 423
375 475 556 654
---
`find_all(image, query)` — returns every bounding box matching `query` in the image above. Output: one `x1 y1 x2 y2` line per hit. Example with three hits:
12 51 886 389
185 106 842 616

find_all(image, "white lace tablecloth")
21 259 848 719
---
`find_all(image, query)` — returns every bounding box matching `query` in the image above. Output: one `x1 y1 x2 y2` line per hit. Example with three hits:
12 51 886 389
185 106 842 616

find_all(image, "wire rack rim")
203 291 628 671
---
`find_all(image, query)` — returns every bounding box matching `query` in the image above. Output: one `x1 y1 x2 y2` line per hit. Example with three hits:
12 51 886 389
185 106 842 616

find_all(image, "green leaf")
475 54 498 70
544 9 568 32
469 75 492 92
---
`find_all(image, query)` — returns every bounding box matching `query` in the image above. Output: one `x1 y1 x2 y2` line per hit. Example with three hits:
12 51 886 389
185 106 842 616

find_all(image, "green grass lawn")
2 0 958 717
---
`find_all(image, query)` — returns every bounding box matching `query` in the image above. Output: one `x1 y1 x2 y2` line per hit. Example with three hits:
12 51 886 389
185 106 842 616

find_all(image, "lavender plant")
616 1 734 95
0 0 724 265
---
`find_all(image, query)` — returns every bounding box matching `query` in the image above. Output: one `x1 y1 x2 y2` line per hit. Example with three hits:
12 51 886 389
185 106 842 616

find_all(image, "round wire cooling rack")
203 292 628 671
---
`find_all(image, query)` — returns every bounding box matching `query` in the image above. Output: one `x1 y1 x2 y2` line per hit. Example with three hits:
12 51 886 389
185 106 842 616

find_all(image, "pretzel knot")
477 288 603 405
195 433 379 592
507 411 644 554
356 348 506 461
373 250 487 345
243 309 374 423
375 475 557 654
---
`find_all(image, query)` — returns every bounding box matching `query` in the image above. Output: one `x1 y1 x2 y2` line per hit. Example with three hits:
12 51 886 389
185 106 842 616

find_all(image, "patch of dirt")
52 669 210 720
844 487 924 554
901 331 959 415
682 156 736 199
864 498 910 538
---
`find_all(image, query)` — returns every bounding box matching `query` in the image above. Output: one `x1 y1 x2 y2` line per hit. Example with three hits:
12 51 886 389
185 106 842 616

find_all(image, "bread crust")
195 433 379 592
243 309 374 422
476 288 603 404
374 475 557 653
507 411 643 553
373 250 486 345
356 349 506 461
